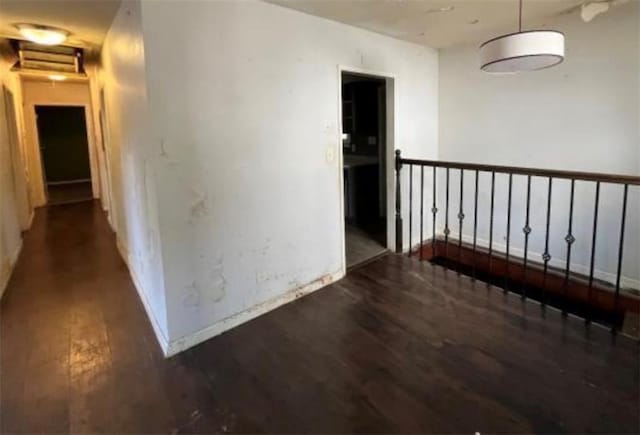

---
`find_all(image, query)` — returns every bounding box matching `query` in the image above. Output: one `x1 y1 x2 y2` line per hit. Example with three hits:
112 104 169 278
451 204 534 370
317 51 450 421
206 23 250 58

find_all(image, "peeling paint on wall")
182 256 226 310
182 281 201 308
189 193 209 219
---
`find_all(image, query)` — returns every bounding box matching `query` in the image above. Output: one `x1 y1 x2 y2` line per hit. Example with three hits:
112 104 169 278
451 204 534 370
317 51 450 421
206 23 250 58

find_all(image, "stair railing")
394 149 640 332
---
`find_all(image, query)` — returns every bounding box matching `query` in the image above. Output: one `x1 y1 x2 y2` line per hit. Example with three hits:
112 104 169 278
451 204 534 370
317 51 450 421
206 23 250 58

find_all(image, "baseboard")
115 235 170 355
115 236 129 265
47 178 92 185
164 269 345 357
25 210 35 231
0 239 23 300
115 230 345 357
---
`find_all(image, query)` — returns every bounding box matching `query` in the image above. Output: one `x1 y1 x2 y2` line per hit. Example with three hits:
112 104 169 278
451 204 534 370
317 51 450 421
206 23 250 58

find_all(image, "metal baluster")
419 166 425 261
612 184 629 332
472 170 479 280
488 171 495 275
522 175 532 300
408 165 413 257
505 174 513 292
586 182 600 324
395 150 402 253
562 179 576 316
444 167 450 257
541 177 553 306
458 169 465 268
431 166 437 259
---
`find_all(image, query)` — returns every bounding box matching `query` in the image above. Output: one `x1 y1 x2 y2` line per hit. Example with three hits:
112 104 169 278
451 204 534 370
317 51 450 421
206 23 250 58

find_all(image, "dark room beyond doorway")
35 105 93 205
342 72 388 268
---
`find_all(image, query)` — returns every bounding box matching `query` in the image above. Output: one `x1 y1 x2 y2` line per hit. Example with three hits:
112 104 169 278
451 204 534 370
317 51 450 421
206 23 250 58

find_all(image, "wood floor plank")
1 202 638 433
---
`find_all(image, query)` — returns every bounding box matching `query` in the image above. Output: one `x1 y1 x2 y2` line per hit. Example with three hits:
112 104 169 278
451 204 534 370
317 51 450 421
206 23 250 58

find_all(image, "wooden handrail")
399 158 640 185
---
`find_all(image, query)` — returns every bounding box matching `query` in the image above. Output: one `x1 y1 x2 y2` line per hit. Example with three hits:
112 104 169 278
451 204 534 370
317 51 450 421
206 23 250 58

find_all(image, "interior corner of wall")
115 231 171 355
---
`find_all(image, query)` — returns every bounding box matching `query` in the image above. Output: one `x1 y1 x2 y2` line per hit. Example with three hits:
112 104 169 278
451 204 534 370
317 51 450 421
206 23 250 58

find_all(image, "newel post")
395 149 403 253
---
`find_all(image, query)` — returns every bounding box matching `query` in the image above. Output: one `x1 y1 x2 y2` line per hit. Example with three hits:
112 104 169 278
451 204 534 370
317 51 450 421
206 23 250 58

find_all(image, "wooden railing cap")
398 158 640 186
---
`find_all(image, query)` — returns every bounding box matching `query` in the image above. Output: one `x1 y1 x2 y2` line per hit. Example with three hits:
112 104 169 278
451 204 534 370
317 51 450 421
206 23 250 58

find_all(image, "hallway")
0 202 176 432
2 203 639 433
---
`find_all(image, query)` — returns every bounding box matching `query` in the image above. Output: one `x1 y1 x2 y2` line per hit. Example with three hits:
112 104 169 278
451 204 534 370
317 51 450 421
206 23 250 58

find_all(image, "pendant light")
479 0 565 73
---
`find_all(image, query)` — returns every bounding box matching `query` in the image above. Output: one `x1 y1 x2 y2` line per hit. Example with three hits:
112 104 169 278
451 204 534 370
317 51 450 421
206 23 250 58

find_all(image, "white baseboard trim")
115 236 170 355
0 240 23 300
164 269 345 357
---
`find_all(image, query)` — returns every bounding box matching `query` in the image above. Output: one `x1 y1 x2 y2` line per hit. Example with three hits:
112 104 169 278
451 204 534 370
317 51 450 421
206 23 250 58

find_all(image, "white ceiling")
0 0 121 49
0 0 600 52
266 0 586 49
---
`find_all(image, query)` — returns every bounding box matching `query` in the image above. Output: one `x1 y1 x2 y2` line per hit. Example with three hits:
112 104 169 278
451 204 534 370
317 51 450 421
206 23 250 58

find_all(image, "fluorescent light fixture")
16 24 69 46
479 0 564 73
48 74 67 81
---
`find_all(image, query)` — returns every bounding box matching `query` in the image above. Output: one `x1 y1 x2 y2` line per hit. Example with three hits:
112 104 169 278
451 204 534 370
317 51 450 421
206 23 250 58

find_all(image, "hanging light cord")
518 0 523 32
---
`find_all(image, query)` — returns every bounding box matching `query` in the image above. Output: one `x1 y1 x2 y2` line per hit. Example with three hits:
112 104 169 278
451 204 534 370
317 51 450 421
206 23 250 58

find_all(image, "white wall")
0 42 26 296
138 0 438 354
100 0 170 347
438 3 639 288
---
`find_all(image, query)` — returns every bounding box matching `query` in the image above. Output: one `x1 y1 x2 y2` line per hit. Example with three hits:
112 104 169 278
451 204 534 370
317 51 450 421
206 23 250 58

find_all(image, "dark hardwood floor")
1 202 638 433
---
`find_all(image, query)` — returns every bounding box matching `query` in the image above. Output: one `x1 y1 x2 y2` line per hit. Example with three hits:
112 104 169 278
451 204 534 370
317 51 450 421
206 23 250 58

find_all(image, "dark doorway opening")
342 72 388 268
35 105 93 205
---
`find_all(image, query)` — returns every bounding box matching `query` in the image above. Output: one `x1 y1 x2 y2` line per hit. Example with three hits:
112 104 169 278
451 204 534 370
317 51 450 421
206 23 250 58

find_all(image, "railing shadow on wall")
394 150 640 334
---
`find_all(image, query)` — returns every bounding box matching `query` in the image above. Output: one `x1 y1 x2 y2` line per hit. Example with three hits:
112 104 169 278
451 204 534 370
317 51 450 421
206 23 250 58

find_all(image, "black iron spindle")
612 184 629 331
444 167 450 257
505 174 513 292
586 182 600 324
419 166 425 260
432 166 437 258
522 175 532 300
488 171 495 274
472 170 479 280
394 155 639 330
395 150 402 253
408 165 413 257
562 179 576 316
541 177 553 306
458 170 464 267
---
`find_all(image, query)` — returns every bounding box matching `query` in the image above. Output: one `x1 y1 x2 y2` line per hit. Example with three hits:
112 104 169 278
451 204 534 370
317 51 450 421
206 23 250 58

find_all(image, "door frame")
337 65 396 273
97 87 116 230
31 103 97 205
21 78 100 207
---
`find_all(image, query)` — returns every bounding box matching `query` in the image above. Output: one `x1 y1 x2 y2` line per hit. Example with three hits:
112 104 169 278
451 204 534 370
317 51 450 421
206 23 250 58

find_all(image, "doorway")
35 105 93 205
342 72 388 268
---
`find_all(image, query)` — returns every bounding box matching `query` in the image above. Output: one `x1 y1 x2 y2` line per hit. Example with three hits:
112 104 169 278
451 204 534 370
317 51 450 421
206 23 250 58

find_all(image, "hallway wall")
0 41 28 297
139 0 439 353
438 2 640 288
99 0 170 346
